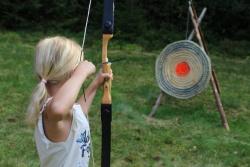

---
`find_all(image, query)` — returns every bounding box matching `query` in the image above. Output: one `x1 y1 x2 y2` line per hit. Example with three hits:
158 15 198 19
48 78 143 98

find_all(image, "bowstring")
81 0 93 53
80 0 93 102
80 0 95 166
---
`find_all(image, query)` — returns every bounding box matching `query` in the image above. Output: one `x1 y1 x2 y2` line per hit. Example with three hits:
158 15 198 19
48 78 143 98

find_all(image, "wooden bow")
101 0 114 166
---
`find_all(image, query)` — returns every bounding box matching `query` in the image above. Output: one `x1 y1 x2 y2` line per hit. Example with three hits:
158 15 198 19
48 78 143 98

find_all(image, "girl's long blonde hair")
26 36 82 126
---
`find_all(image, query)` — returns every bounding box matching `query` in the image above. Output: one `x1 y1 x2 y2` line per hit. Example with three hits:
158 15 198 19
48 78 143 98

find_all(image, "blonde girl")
26 36 112 166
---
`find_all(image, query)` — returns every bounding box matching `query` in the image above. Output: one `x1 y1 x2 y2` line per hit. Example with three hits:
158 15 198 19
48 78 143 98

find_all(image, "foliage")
0 31 250 166
0 0 249 43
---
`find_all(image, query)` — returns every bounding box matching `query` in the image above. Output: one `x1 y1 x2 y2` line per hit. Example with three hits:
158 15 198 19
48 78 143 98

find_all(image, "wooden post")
188 7 207 41
189 1 230 131
149 91 164 117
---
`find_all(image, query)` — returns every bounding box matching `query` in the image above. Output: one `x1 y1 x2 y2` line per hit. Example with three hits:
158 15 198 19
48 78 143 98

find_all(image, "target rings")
155 40 211 99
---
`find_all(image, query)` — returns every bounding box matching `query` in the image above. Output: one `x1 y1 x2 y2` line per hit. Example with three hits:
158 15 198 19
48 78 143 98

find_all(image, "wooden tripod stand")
149 2 230 131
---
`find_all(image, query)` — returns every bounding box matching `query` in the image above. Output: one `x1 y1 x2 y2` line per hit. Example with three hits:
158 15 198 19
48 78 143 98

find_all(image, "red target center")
175 61 190 76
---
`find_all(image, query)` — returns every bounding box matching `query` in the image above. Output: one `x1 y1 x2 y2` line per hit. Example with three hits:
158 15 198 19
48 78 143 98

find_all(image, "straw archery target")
155 40 211 99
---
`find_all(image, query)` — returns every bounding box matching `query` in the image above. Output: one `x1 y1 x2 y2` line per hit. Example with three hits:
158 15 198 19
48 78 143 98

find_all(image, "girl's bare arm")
47 61 96 121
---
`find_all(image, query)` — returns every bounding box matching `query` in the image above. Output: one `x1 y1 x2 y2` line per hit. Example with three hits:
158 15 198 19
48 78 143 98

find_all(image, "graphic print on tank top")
76 129 91 158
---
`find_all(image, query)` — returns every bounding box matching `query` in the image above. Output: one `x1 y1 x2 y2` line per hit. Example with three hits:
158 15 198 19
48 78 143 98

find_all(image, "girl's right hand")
74 60 96 77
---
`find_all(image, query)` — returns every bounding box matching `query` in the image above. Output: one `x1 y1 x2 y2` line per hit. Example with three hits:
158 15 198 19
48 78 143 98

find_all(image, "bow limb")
101 0 114 166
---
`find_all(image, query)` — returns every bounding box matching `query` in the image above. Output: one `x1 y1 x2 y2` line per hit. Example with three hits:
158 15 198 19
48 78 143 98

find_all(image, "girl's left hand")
94 69 113 88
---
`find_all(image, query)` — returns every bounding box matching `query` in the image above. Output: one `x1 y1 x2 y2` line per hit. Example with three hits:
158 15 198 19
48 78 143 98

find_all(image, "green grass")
0 30 250 167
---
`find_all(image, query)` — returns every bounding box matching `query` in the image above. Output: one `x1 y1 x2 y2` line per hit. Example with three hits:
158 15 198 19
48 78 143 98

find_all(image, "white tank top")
35 98 90 167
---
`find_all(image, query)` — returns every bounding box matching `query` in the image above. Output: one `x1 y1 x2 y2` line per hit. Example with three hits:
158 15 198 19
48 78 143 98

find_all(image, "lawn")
0 31 250 167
